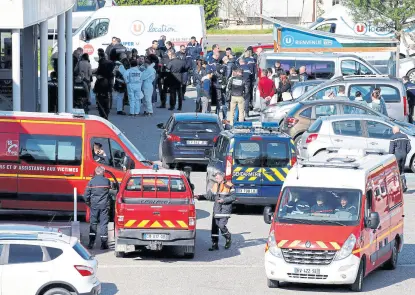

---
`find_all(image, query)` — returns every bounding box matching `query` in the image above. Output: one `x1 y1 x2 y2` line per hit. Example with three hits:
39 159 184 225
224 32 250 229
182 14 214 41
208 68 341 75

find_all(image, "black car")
157 113 223 168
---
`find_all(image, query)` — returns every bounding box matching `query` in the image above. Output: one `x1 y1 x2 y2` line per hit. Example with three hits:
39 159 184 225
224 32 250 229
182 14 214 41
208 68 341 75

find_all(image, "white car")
0 224 101 295
299 114 415 172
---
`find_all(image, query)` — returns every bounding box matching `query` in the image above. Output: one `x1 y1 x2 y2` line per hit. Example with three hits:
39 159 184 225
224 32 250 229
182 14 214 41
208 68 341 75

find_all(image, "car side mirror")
157 123 165 129
263 206 274 224
367 212 380 230
80 30 87 41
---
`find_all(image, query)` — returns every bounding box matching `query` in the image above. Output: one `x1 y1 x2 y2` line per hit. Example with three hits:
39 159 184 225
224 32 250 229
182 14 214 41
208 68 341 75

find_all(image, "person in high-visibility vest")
203 171 235 251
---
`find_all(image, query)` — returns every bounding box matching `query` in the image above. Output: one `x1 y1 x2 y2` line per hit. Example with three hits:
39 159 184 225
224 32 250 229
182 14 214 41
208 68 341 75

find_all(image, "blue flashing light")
261 122 279 129
153 164 159 171
233 121 279 130
233 122 253 129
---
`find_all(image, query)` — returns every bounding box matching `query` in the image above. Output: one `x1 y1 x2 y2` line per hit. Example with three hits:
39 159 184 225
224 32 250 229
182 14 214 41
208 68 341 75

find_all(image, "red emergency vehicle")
0 111 149 215
264 149 404 291
114 166 196 258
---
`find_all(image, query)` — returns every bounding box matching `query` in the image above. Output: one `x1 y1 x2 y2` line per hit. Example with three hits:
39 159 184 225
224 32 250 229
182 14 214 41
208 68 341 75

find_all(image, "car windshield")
276 187 362 226
74 16 92 35
173 122 220 133
118 132 145 161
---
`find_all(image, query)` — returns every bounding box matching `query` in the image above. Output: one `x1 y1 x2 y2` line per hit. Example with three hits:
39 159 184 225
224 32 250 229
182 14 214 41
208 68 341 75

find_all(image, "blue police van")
206 122 296 207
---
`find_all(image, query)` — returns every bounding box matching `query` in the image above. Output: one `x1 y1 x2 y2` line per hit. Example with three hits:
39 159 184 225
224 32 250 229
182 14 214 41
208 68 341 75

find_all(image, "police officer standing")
389 126 411 192
201 171 235 251
167 52 186 111
186 36 202 85
403 76 415 123
84 166 111 250
238 58 252 118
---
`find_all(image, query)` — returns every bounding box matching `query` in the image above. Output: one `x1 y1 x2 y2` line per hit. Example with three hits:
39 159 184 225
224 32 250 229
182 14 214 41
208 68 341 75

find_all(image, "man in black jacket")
84 166 111 250
200 171 235 251
94 51 114 119
105 37 118 59
167 52 186 111
389 126 412 192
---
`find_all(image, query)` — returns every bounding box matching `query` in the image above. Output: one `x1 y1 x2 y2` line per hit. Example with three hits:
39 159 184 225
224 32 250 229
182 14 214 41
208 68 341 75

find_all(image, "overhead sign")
280 28 342 49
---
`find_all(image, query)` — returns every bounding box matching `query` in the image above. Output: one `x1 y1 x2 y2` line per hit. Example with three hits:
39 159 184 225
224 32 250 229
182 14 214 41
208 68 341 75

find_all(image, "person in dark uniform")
403 76 415 123
92 142 108 164
183 166 195 193
389 126 411 192
84 166 111 250
311 194 333 214
282 194 310 214
94 51 114 119
334 196 357 215
200 171 235 251
238 58 252 118
167 52 186 111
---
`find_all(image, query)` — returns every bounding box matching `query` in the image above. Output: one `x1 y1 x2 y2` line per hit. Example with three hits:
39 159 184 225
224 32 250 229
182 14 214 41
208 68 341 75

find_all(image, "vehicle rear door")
232 138 262 198
364 120 393 152
173 121 220 156
0 121 20 204
260 138 292 199
121 176 193 235
376 84 403 121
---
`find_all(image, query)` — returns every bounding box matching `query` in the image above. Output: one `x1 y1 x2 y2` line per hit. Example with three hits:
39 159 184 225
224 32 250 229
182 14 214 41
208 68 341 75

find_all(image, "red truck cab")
114 166 196 258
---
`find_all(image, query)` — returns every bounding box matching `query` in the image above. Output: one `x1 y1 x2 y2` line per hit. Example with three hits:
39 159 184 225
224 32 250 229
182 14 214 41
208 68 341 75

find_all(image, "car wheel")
350 260 364 292
267 278 280 288
383 240 398 270
411 156 415 173
115 251 125 258
42 287 72 295
408 69 415 83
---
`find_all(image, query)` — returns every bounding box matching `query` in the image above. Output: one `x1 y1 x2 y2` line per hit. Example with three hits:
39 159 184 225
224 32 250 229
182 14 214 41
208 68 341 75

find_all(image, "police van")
206 122 296 207
264 148 404 291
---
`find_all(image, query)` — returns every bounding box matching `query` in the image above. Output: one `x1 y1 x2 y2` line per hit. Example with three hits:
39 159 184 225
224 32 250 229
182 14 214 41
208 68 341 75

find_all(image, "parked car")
157 113 223 168
281 99 415 149
0 224 100 295
299 114 415 172
261 75 409 123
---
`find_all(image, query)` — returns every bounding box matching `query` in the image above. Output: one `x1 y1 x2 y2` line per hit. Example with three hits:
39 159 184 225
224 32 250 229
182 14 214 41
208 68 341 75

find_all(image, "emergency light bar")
233 122 279 129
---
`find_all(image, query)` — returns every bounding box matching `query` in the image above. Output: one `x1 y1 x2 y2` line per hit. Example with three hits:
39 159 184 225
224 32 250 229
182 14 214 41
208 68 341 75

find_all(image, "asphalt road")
2 88 415 294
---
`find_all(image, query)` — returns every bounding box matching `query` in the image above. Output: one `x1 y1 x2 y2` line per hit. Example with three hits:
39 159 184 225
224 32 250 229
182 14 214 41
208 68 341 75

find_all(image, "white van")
63 5 207 69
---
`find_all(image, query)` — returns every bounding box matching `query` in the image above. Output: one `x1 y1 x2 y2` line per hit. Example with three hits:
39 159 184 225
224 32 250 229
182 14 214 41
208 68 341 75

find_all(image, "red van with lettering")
0 111 149 216
114 166 196 258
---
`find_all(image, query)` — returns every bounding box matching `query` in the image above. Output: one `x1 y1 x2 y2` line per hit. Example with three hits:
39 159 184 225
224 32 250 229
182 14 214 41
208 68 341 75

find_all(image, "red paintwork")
114 170 196 232
0 114 148 214
268 159 404 278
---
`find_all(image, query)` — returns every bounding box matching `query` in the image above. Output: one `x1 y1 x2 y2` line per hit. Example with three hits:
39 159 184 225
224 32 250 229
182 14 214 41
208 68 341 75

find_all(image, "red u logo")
356 24 365 33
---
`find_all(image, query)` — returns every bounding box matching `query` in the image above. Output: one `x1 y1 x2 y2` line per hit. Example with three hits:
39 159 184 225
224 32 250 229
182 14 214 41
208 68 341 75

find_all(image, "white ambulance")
264 148 404 291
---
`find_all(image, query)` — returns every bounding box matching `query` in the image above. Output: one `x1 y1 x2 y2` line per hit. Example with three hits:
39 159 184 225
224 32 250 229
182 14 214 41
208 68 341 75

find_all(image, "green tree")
117 0 219 28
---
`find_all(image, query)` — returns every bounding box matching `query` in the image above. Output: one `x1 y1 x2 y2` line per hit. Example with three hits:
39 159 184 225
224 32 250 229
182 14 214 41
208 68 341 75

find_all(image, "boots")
224 234 232 250
87 238 95 250
208 242 219 251
100 240 109 250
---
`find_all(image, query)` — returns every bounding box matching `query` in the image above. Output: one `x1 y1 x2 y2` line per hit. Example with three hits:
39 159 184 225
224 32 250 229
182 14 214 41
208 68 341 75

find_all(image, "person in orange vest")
202 171 235 251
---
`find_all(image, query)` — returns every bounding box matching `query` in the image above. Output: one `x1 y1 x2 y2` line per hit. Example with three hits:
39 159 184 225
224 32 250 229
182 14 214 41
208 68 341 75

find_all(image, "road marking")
99 264 263 269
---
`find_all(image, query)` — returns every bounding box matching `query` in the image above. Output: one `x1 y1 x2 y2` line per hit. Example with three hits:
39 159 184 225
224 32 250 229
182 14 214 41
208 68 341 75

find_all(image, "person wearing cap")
199 171 235 251
335 196 357 215
389 125 411 192
311 194 333 214
84 166 111 250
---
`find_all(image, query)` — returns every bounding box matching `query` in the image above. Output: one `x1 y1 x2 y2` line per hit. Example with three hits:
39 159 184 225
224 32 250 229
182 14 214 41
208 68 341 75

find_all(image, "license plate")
237 188 258 194
143 234 169 240
294 268 320 275
187 140 207 145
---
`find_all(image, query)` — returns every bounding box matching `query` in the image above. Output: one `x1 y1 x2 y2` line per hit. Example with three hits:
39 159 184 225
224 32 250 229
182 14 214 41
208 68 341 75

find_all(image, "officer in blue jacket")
389 126 411 192
403 76 415 123
238 58 252 118
186 36 202 85
85 166 111 250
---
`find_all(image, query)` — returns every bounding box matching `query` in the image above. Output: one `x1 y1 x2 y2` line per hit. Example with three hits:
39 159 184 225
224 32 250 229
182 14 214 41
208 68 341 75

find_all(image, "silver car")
299 114 415 171
261 75 409 123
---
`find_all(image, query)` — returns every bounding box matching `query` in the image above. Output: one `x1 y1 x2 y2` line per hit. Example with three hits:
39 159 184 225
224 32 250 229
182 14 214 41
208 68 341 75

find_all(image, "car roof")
173 113 219 122
320 114 390 122
129 168 183 176
0 224 73 244
299 99 369 107
0 224 59 232
293 80 327 87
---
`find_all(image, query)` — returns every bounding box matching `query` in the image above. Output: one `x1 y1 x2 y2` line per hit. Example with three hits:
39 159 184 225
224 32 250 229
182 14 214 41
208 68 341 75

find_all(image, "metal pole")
40 22 48 112
66 9 73 113
74 187 77 222
12 29 21 111
57 13 66 113
260 0 263 30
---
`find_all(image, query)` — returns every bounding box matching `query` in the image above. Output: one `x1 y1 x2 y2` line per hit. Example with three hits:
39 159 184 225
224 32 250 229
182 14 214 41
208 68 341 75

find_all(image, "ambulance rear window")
234 140 289 167
125 177 186 192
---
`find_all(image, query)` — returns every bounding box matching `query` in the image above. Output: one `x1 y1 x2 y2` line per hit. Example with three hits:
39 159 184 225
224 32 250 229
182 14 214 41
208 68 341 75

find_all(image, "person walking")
199 171 235 251
119 59 143 116
200 70 213 113
141 55 157 116
403 76 415 123
113 58 127 115
194 59 207 112
389 126 411 192
84 166 111 250
227 68 245 124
